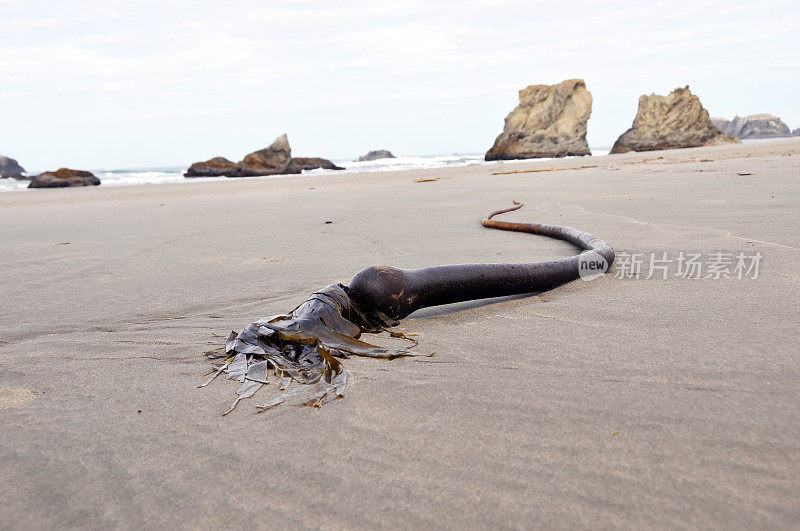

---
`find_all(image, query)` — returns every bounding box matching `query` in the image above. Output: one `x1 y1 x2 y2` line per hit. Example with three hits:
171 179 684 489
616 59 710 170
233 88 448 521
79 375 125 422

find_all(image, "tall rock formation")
0 155 25 178
485 79 592 160
712 114 792 138
611 87 738 153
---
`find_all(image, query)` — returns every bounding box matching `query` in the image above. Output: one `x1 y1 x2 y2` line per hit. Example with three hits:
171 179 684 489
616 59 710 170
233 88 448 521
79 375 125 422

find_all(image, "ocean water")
0 149 611 192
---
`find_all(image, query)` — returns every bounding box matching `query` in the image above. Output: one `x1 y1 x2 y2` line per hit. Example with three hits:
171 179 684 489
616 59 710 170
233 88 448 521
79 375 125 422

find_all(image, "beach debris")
413 177 439 183
202 203 615 414
491 165 597 175
201 285 420 414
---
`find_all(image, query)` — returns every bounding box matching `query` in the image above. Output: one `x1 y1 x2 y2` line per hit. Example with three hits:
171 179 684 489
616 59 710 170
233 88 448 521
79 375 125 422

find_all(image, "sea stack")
485 79 592 161
358 150 395 161
229 134 300 177
184 134 342 177
611 86 738 154
28 168 101 188
0 155 26 179
712 114 793 139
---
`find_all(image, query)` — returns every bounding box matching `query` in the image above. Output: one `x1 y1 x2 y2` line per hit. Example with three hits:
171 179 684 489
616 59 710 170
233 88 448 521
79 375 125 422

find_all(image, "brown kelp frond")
201 284 419 414
202 204 616 415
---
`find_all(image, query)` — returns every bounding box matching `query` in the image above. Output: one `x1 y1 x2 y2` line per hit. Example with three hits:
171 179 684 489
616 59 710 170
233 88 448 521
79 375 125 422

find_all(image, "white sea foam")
0 149 611 192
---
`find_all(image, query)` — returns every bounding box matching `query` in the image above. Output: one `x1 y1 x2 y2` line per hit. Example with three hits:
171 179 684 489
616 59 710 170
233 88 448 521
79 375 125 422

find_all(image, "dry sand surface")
1 139 798 528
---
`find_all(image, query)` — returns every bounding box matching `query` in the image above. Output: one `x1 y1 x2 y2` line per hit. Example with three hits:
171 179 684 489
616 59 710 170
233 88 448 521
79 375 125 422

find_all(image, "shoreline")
1 138 798 528
2 138 797 195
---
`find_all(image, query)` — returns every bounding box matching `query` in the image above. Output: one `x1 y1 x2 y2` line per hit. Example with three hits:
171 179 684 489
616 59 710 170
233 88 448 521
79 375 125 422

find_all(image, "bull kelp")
201 203 615 413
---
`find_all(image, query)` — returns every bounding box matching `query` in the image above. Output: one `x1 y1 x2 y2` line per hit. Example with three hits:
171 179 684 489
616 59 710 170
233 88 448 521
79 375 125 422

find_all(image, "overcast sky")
2 0 798 170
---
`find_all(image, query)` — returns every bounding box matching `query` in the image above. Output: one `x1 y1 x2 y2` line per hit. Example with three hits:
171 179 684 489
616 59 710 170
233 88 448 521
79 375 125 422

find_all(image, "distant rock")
292 157 344 171
485 79 592 161
184 134 344 177
713 114 792 139
711 117 730 133
28 168 101 188
185 157 236 177
611 87 739 154
0 155 25 179
358 150 395 162
794 128 800 136
229 134 300 177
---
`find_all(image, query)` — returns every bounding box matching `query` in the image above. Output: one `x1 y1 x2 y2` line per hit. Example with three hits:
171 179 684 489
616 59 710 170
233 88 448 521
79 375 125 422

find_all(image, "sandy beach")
1 139 798 528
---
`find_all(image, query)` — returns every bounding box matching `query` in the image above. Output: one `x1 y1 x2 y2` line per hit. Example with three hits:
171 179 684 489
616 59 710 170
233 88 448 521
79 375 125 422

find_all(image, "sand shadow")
406 292 540 319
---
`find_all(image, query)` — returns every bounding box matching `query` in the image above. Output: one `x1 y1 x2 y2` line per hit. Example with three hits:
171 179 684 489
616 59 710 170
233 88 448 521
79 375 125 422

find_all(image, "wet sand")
1 139 798 528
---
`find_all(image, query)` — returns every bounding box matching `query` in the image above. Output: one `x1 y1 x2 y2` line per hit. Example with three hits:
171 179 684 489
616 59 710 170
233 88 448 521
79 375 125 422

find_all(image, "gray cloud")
1 0 798 168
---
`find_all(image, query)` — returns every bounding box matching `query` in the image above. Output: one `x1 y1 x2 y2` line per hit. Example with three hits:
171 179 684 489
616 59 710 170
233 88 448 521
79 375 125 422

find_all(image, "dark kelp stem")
203 203 615 413
346 202 615 320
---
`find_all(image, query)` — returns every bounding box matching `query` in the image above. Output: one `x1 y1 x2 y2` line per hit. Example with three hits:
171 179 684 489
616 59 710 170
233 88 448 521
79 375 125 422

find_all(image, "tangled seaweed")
201 202 614 414
200 284 419 414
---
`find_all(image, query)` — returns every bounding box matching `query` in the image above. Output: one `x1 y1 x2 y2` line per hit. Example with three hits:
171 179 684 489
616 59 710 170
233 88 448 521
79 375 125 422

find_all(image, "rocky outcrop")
485 79 592 161
712 114 792 138
28 168 101 188
184 134 342 178
611 87 738 154
185 157 236 177
292 157 344 171
0 156 25 179
229 134 300 177
794 128 800 136
711 117 730 133
358 150 395 161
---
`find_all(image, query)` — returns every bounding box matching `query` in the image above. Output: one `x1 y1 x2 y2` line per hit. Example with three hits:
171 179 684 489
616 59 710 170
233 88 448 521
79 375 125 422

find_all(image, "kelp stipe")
201 203 614 413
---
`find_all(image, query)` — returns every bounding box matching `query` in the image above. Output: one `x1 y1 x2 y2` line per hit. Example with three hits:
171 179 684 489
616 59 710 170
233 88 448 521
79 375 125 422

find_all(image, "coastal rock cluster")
1 154 101 188
28 168 101 188
712 114 794 139
358 150 395 161
0 155 25 179
485 79 592 160
185 134 342 178
610 87 738 153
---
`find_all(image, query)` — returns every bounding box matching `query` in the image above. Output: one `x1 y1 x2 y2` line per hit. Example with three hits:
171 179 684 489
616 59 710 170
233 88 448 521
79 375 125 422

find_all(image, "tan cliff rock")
485 79 592 160
611 87 738 154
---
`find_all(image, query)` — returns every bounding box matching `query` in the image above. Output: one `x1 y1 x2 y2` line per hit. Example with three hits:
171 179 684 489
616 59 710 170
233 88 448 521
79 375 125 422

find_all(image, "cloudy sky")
2 0 798 170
